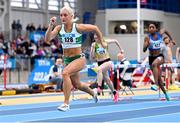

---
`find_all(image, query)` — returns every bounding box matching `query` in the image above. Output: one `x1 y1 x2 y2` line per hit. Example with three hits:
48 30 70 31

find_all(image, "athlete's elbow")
93 25 101 33
92 26 98 33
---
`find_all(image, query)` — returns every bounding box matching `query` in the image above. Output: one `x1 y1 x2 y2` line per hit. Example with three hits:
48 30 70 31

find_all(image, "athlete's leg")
103 71 116 93
96 66 103 87
62 57 86 105
157 67 167 94
71 73 98 103
71 72 94 96
97 61 112 85
151 57 170 100
100 61 118 102
158 72 170 101
96 61 112 93
103 71 118 102
151 59 163 85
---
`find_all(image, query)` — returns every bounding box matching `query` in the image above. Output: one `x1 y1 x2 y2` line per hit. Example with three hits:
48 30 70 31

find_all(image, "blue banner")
0 58 16 69
29 31 45 43
28 59 53 85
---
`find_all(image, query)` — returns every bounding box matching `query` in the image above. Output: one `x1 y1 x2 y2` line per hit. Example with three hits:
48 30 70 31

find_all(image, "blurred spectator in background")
11 20 17 40
29 23 36 32
9 21 62 70
16 19 22 36
36 24 42 32
16 45 24 58
114 25 120 34
0 32 7 55
25 24 31 40
36 46 46 58
42 24 48 31
26 24 31 32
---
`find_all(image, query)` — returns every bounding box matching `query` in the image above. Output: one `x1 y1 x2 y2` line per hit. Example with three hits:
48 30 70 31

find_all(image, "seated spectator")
113 50 133 90
117 50 131 76
48 58 63 91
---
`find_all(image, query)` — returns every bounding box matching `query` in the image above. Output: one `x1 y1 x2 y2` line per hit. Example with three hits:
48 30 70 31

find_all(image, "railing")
98 0 180 14
0 56 32 86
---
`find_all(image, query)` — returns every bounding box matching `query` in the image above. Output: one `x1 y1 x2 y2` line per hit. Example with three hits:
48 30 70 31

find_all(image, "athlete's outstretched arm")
160 28 176 45
77 24 107 48
107 39 122 51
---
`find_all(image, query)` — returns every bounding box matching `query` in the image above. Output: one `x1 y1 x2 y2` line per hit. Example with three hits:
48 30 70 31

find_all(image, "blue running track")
0 92 180 122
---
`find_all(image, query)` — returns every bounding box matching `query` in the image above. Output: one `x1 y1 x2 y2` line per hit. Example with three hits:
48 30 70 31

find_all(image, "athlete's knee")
74 83 82 89
97 67 102 74
151 63 158 68
62 70 69 78
104 76 110 83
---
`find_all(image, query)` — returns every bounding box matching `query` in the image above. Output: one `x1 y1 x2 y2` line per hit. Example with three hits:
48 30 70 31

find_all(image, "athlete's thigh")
99 61 112 72
152 56 164 66
64 57 86 76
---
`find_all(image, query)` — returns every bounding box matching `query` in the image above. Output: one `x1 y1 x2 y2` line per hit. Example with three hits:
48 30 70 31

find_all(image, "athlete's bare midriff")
149 50 161 56
63 47 82 57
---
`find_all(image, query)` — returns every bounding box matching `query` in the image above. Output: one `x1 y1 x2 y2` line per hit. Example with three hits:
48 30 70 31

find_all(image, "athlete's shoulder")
76 23 93 30
73 23 83 33
75 23 85 29
155 32 161 37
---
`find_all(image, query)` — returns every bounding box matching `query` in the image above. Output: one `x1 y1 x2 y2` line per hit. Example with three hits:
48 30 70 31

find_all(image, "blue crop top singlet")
148 32 163 51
